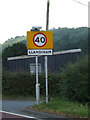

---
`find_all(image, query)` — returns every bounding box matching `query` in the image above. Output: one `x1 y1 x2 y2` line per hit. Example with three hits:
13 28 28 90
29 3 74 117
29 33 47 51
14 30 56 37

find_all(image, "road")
2 99 65 119
1 110 38 119
2 99 37 116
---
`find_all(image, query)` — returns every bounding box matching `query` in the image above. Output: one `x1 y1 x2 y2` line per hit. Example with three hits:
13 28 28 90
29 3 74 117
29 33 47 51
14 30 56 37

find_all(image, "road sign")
27 31 53 49
28 49 52 55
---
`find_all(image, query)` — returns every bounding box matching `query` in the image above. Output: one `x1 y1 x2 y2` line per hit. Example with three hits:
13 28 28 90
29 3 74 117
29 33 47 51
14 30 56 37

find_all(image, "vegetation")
30 98 88 118
2 72 36 96
2 72 60 97
60 55 88 103
52 27 88 52
2 55 88 103
2 36 26 50
2 42 27 59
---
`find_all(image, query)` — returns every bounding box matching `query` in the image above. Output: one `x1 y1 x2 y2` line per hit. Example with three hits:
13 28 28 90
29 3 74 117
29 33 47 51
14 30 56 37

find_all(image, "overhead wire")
73 0 88 7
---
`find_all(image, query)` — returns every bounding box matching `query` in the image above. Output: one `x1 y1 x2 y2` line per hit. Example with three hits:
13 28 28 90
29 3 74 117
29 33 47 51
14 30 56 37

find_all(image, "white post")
45 56 48 103
36 56 40 105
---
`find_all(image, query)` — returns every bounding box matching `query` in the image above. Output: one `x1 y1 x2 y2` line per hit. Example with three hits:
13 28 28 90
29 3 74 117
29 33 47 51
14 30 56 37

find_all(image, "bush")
60 55 89 103
2 72 36 96
48 73 61 96
2 72 61 97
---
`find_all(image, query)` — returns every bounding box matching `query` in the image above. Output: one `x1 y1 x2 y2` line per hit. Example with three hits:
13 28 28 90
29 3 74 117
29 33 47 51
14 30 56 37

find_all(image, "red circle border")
33 33 47 47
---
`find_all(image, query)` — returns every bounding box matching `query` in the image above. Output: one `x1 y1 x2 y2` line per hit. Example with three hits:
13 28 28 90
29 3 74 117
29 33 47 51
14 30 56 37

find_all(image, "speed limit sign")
33 33 47 47
27 31 53 51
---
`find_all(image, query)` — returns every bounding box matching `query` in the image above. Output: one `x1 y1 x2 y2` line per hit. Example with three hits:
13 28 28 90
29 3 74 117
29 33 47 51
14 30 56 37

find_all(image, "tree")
2 42 27 59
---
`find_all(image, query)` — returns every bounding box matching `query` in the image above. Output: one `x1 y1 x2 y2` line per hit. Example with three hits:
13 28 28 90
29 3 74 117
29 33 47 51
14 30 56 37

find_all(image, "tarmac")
2 99 67 119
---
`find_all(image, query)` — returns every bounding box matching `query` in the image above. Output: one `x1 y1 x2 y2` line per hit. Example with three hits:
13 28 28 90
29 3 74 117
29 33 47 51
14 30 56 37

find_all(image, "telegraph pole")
45 0 50 103
46 0 50 31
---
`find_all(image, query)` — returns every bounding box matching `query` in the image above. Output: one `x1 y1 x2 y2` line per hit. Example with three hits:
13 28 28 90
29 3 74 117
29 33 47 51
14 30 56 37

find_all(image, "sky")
0 0 89 44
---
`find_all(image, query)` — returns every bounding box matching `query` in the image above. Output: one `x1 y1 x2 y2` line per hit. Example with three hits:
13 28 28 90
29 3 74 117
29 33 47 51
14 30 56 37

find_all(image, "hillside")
2 27 88 52
2 36 26 50
52 27 88 52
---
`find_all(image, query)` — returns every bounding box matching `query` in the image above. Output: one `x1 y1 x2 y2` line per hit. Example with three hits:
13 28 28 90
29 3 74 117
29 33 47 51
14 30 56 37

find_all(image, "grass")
30 97 88 118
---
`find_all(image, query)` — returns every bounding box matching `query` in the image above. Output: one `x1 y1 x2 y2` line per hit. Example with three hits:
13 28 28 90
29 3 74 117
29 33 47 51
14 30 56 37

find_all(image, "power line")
73 0 88 7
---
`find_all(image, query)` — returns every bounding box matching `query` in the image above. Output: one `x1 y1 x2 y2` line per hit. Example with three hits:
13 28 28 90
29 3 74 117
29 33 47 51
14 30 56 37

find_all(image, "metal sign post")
35 56 40 105
30 27 42 105
45 56 48 103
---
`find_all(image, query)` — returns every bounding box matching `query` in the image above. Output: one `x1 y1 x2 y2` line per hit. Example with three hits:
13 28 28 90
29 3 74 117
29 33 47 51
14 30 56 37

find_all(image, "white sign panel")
28 49 53 56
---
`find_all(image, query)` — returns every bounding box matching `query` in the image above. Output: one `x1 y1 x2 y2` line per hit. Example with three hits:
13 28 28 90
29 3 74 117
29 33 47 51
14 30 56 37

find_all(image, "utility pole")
45 0 50 103
46 0 50 31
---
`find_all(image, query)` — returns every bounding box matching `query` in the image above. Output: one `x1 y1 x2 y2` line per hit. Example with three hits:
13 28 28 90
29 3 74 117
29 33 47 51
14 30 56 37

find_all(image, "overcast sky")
0 0 89 44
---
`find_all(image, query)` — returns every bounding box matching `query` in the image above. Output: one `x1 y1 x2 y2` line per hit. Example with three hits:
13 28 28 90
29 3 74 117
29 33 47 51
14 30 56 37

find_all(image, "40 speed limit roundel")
33 33 47 47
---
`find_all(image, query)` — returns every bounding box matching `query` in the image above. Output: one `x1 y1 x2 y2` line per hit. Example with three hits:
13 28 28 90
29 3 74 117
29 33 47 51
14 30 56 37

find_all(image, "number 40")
35 37 45 43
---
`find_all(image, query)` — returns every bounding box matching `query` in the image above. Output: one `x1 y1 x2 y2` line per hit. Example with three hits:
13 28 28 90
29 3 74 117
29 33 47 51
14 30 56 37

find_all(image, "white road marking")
0 110 40 119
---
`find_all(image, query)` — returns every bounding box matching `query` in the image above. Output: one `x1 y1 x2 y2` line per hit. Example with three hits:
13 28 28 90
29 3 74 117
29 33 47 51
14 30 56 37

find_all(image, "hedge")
2 72 61 97
60 55 89 103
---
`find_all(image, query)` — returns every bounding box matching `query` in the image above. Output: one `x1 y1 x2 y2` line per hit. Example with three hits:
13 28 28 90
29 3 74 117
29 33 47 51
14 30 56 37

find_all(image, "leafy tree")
2 42 27 59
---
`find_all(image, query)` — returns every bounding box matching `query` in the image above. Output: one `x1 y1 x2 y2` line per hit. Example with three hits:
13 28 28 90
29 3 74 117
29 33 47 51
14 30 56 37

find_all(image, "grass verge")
29 97 88 118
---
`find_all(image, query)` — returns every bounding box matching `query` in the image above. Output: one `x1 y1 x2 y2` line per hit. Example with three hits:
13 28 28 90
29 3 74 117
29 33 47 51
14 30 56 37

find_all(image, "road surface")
0 110 40 119
2 99 65 119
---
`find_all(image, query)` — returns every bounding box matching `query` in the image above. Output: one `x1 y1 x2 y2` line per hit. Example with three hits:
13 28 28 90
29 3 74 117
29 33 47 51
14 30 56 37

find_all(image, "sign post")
35 55 40 105
27 29 53 105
